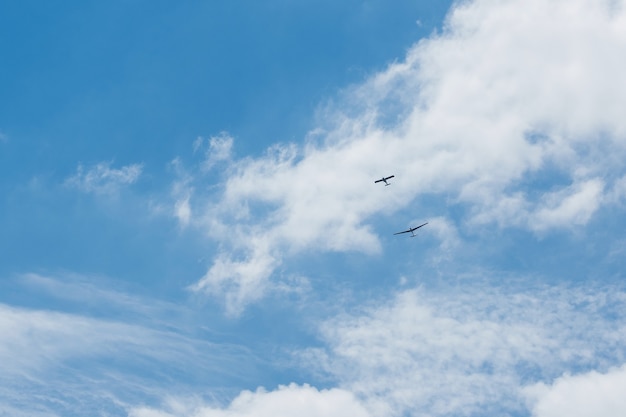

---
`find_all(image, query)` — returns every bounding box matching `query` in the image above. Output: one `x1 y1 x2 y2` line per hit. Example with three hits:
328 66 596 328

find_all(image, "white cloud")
167 157 196 228
128 282 626 417
182 0 626 312
65 161 142 194
175 195 192 227
305 283 626 417
0 275 255 416
472 178 606 231
129 383 371 417
426 216 461 252
195 132 234 171
0 303 146 374
531 178 604 231
18 273 182 321
192 246 280 317
606 174 626 205
525 365 626 417
168 132 233 227
0 302 232 378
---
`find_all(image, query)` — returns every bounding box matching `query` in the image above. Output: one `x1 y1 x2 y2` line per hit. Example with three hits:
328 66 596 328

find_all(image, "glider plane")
394 222 428 237
375 175 395 186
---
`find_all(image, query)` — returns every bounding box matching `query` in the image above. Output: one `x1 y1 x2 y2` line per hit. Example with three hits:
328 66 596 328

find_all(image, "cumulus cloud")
65 161 142 194
525 365 626 417
129 384 371 417
183 0 626 312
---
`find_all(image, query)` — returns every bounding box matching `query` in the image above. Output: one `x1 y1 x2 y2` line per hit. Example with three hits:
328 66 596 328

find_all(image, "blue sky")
2 0 626 416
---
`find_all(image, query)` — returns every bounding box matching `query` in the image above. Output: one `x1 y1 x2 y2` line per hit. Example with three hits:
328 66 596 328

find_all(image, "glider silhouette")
394 222 428 237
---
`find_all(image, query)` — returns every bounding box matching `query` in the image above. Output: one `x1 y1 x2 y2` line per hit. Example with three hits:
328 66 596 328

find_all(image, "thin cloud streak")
17 273 184 325
0 276 260 416
65 161 142 194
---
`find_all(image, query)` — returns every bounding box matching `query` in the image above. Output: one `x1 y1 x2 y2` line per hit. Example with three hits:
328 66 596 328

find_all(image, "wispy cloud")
18 273 183 324
166 157 195 228
305 281 626 416
65 161 142 194
472 177 606 231
168 132 235 228
0 274 259 416
178 0 626 313
194 132 234 171
531 178 605 231
126 280 626 417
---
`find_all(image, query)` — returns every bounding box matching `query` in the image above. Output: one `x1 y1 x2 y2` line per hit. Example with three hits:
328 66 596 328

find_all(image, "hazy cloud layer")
307 282 626 416
177 0 626 313
129 281 626 417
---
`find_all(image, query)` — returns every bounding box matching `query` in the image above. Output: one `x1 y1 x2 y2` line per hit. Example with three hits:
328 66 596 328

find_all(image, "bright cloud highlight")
525 365 626 417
